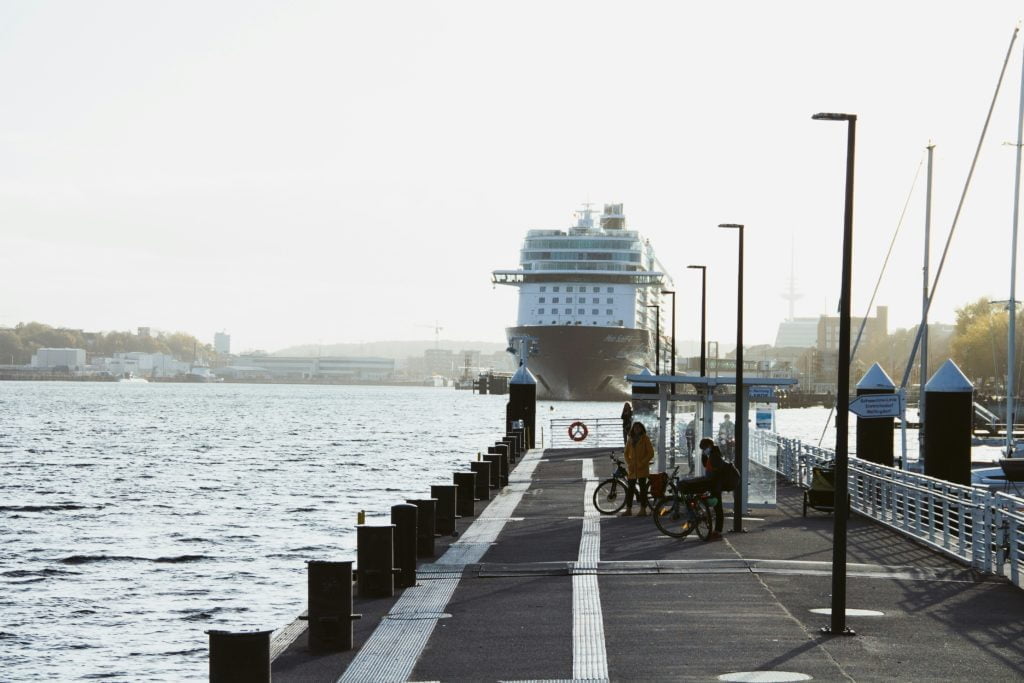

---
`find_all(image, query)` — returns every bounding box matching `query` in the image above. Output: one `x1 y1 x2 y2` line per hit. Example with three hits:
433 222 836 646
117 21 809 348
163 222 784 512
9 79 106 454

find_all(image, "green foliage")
0 322 214 365
950 297 1022 387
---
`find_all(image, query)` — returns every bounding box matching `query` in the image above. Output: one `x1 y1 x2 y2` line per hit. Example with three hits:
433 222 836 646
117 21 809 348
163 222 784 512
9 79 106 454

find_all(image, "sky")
2 2 1024 354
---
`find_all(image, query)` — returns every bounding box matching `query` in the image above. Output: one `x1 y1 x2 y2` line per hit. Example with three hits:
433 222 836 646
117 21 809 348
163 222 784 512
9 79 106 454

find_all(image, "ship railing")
548 418 624 449
753 430 1024 591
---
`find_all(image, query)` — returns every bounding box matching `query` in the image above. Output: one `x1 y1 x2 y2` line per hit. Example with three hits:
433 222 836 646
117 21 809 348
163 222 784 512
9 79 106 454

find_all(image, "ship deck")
271 445 1024 681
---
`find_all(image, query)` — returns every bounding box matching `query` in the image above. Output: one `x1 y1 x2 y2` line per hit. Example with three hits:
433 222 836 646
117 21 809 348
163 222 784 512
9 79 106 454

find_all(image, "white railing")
548 418 623 449
753 430 1024 591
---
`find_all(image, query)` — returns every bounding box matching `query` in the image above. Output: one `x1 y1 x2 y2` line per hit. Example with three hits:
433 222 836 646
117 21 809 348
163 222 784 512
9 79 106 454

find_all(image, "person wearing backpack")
689 437 731 540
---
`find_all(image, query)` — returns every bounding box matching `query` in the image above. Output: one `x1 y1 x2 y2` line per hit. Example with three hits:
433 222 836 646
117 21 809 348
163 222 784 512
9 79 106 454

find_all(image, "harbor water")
0 382 993 680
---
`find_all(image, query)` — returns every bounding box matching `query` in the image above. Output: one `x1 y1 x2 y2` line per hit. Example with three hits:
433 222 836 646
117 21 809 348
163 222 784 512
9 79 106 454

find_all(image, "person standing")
696 437 727 539
622 421 655 516
620 401 633 445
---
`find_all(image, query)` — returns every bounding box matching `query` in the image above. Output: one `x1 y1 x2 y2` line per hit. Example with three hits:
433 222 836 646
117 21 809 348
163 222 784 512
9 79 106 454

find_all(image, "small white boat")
117 373 148 384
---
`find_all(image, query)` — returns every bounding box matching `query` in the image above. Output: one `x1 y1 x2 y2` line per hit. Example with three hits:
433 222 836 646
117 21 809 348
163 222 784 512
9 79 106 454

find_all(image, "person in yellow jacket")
622 421 655 516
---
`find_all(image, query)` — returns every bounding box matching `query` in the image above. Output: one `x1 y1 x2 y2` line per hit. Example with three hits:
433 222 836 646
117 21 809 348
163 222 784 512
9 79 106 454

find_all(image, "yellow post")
357 510 365 525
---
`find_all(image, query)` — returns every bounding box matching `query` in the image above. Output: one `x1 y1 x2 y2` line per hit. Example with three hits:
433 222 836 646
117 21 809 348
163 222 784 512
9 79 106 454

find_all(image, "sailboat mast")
920 143 934 466
1007 44 1024 458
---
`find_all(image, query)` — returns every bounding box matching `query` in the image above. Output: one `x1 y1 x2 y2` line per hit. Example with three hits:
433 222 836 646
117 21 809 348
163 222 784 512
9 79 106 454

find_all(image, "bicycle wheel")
693 499 714 540
653 497 694 538
593 479 627 514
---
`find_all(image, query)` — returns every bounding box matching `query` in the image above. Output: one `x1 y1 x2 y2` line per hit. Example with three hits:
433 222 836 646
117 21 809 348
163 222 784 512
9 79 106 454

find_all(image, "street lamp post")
813 110 857 637
687 265 707 377
718 224 744 534
645 304 660 374
662 290 676 376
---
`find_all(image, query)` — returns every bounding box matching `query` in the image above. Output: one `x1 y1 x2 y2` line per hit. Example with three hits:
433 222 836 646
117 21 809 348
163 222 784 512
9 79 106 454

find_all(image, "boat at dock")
492 204 671 400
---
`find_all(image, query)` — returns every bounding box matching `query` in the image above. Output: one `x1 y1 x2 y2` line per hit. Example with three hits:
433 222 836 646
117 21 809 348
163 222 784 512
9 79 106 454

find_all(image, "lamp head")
661 289 674 295
718 223 743 230
687 264 705 270
812 112 856 121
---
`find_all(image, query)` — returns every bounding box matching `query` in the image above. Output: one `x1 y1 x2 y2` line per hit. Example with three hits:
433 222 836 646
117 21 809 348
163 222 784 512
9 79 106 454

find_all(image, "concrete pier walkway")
272 446 1024 681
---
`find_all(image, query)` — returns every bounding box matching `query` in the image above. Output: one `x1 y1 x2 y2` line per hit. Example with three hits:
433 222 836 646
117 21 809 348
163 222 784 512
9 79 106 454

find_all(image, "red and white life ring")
568 421 589 442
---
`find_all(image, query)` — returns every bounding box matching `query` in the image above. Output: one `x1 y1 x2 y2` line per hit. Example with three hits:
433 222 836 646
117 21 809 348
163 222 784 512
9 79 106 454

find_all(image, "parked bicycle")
652 478 716 540
592 454 678 514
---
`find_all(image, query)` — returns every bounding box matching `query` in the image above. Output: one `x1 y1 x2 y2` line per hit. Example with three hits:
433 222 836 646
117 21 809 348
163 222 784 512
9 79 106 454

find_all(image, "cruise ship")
492 204 671 400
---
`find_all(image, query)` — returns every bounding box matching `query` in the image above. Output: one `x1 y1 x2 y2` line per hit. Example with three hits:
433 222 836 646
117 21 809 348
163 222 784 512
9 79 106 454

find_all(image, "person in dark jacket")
620 402 633 445
679 437 726 539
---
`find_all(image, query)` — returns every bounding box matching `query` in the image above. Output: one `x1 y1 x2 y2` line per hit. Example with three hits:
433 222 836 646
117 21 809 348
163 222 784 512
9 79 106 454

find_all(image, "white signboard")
848 393 903 418
756 406 774 430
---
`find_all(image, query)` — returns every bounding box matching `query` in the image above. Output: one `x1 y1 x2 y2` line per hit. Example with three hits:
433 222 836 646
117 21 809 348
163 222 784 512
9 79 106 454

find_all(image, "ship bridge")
491 269 666 287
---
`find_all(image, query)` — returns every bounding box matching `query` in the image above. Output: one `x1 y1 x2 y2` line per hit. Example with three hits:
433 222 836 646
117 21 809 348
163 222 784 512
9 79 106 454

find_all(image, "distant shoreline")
0 374 456 388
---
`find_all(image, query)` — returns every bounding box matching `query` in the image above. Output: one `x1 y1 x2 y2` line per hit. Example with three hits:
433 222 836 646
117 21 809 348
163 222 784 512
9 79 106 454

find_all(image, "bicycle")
592 455 678 515
652 480 716 540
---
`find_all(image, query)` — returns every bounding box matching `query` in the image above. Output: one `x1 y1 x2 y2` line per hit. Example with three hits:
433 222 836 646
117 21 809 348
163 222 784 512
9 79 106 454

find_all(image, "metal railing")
548 418 623 449
752 429 1024 591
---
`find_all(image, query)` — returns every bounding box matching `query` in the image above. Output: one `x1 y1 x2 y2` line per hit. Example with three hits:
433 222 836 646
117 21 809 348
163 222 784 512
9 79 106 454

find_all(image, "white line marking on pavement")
338 448 544 683
572 459 609 682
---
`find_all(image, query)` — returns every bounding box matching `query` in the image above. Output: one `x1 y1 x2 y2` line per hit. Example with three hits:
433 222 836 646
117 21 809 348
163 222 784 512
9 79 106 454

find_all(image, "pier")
263 438 1024 681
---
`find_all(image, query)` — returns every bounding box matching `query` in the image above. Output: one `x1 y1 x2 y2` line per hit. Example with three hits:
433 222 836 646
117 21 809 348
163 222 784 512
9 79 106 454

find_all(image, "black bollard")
509 364 537 448
855 362 896 467
469 461 491 501
208 629 272 682
356 525 398 598
492 441 511 465
923 359 974 485
502 436 518 461
453 471 477 517
391 504 418 587
406 498 437 558
305 560 361 652
430 484 459 535
481 454 502 488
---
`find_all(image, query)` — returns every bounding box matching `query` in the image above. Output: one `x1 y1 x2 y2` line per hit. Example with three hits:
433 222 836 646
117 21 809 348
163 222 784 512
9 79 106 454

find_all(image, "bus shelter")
626 372 797 510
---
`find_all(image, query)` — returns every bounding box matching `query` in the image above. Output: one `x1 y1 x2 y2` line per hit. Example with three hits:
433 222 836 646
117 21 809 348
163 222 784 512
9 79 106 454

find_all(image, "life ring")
568 421 589 442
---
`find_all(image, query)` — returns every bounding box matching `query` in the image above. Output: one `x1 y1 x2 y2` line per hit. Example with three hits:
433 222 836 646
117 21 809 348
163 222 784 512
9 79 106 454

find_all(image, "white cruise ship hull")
507 325 653 401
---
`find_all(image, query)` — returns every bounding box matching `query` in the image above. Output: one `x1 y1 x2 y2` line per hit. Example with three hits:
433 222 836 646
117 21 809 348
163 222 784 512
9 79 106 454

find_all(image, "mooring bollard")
469 461 491 501
356 524 398 598
405 498 437 558
207 629 272 682
491 442 511 467
304 560 361 652
453 471 477 517
391 504 418 587
923 359 974 485
481 454 502 489
430 484 459 536
502 436 518 460
856 362 896 467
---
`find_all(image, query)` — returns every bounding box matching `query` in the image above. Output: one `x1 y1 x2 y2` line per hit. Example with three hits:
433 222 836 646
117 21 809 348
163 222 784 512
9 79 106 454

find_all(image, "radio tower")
781 237 802 320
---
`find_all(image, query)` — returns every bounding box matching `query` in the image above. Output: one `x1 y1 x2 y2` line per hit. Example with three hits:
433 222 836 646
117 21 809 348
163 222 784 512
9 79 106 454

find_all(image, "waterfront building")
31 348 86 370
214 332 231 355
234 355 394 381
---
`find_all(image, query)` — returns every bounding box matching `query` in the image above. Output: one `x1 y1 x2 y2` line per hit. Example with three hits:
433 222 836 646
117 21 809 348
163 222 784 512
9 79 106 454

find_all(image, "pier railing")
548 418 623 449
753 430 1024 591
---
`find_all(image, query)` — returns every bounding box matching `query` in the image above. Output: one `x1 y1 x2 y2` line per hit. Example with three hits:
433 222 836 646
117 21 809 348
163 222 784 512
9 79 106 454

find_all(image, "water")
1 382 549 680
0 384 991 680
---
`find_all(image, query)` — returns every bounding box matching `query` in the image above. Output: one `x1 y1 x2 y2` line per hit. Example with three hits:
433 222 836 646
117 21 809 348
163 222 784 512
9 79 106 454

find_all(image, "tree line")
853 297 1022 395
0 322 215 366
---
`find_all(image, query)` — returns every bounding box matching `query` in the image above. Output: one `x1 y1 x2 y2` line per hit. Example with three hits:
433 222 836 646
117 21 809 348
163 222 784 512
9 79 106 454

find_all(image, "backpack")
721 460 741 492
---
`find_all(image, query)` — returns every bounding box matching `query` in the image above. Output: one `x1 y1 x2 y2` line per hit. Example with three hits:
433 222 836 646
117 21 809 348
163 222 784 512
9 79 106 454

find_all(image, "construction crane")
417 321 444 349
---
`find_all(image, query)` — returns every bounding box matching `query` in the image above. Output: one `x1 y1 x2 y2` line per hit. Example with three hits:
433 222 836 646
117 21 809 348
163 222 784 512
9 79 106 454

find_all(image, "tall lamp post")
718 224 744 534
662 290 676 376
687 265 707 377
813 111 857 637
645 304 660 374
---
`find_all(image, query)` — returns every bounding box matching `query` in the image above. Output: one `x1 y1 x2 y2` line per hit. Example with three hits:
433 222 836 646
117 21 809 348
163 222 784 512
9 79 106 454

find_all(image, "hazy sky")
3 2 1024 353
